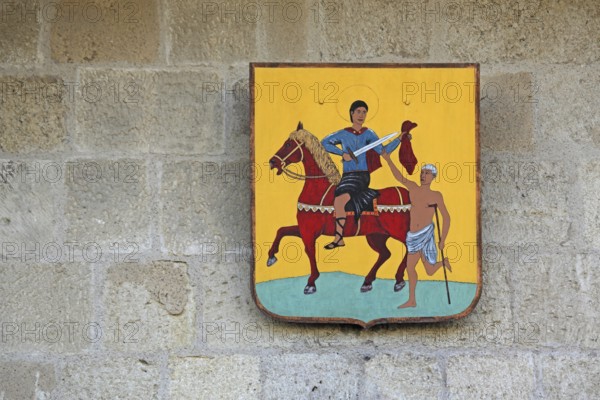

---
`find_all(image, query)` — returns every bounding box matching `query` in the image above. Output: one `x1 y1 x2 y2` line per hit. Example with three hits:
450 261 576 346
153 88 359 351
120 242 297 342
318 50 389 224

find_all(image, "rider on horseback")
321 100 400 250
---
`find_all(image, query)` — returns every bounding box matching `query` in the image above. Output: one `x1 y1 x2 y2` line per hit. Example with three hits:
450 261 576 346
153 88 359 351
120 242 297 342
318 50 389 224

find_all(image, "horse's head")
269 121 305 175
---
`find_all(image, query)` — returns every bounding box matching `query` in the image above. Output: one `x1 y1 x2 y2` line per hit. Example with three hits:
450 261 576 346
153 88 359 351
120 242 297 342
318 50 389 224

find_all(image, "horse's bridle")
273 139 335 180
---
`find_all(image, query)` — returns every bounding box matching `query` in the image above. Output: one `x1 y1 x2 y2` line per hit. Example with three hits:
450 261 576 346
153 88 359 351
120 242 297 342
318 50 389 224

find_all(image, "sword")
345 132 400 164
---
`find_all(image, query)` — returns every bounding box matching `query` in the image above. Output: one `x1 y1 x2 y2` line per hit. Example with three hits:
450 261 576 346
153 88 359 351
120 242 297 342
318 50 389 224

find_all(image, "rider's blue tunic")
321 127 400 220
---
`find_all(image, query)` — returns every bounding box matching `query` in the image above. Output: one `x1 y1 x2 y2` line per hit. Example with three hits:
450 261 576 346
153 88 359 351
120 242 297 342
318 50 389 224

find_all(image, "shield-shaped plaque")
251 63 480 327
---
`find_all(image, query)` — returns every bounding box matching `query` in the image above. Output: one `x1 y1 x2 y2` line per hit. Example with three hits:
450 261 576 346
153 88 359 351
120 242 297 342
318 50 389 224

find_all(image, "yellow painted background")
254 66 478 284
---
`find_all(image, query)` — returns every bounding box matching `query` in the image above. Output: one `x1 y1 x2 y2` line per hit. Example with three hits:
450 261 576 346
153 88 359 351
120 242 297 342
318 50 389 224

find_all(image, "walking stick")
429 204 451 305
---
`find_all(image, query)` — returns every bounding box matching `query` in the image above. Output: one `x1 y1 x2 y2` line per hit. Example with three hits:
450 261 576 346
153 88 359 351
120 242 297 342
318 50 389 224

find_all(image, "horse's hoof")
360 284 372 293
304 285 316 295
266 256 278 267
394 281 406 292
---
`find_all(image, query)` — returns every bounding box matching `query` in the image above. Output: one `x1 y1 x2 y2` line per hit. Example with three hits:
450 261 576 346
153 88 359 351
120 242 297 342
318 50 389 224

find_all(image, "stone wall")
1 0 599 398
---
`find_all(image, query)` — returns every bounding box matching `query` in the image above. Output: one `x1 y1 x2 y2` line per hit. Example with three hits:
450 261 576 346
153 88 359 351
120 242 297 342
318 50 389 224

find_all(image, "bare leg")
398 252 421 308
421 254 452 275
325 193 350 248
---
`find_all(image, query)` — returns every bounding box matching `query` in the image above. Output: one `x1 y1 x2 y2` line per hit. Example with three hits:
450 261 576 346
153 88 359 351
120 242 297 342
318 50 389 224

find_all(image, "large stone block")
168 0 259 63
446 353 535 398
0 160 63 249
75 69 156 152
50 0 159 63
262 353 360 399
364 353 443 399
481 72 534 151
0 75 68 153
65 158 152 253
104 260 195 351
160 159 250 255
481 157 573 252
536 66 600 153
169 355 260 399
0 361 56 399
581 161 600 250
482 208 570 256
317 0 432 60
0 263 92 353
75 68 224 154
261 0 314 61
0 0 39 63
441 0 600 63
511 252 600 348
150 70 224 154
59 357 160 399
540 354 600 399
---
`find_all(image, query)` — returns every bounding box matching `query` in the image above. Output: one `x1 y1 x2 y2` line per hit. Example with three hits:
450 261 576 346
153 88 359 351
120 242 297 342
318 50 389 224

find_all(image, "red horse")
267 123 415 295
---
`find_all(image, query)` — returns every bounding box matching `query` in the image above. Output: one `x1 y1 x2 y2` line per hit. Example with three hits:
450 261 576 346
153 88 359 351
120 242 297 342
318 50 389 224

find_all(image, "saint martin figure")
321 100 400 250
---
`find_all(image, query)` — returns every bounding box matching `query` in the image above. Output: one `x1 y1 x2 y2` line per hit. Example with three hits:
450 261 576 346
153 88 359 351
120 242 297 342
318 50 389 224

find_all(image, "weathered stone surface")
168 0 259 63
1 3 599 395
446 353 535 398
60 357 159 399
262 353 360 399
481 157 573 252
75 69 224 154
50 0 159 63
65 158 152 253
541 354 600 399
441 0 600 62
0 75 68 153
482 209 569 256
536 66 600 153
364 353 443 399
0 1 39 63
0 263 92 353
0 160 63 248
225 70 252 157
169 355 260 399
161 159 250 255
75 69 155 152
581 162 600 250
0 361 56 399
471 258 510 325
481 72 534 151
105 260 194 351
317 0 431 60
261 0 313 60
149 70 224 154
511 253 600 348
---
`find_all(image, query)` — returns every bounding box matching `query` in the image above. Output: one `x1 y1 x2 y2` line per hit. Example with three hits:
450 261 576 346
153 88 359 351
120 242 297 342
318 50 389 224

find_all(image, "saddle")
329 186 409 219
339 197 379 217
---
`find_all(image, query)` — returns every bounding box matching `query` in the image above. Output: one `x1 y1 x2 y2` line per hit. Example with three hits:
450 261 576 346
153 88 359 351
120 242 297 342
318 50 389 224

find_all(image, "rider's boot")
324 217 346 250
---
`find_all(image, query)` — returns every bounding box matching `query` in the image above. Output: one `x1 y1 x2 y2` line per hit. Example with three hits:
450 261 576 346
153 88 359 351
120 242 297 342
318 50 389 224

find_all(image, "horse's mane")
289 129 341 185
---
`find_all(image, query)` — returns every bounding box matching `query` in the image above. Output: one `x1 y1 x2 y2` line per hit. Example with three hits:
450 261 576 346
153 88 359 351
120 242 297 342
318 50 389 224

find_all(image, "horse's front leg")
394 252 408 292
361 234 391 293
302 233 319 295
267 225 301 266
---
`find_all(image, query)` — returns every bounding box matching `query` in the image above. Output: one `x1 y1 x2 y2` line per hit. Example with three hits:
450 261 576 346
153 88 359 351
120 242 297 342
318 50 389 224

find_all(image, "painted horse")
267 122 415 295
